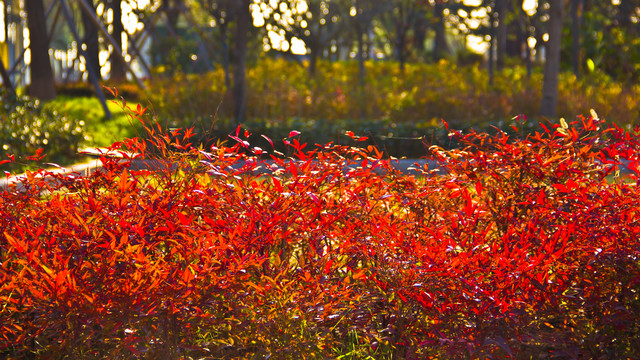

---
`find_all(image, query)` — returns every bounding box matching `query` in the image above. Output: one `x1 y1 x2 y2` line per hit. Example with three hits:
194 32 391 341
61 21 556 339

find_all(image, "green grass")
45 96 144 148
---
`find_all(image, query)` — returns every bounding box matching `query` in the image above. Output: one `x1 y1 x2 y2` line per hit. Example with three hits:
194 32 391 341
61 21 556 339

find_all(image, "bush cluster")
55 82 143 101
1 106 638 359
0 91 87 173
146 58 640 128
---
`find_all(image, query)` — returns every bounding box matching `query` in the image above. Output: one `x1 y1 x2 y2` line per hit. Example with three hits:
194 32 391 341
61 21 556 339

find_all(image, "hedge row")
1 109 638 359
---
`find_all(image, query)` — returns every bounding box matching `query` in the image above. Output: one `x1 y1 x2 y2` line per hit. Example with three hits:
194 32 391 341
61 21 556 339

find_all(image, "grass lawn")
45 96 144 148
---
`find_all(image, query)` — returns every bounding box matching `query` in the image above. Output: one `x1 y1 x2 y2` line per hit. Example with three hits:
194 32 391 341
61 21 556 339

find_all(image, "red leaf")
475 181 483 195
26 148 45 161
136 103 147 116
261 134 274 148
553 183 567 193
272 177 283 192
537 188 546 205
324 259 333 274
289 130 301 138
105 86 117 97
229 135 249 147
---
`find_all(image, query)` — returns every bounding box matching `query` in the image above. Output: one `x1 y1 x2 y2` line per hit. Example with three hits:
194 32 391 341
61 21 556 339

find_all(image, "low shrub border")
1 108 639 359
0 91 87 174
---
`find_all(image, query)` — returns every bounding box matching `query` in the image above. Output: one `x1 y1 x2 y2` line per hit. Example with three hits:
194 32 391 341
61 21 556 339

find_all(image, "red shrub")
1 108 639 359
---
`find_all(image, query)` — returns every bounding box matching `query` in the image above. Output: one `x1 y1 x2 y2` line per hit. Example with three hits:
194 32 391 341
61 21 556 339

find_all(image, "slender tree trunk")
519 6 532 78
356 26 366 120
25 0 56 100
488 7 495 86
496 0 507 70
0 58 15 95
108 0 126 81
220 23 231 91
163 0 181 35
571 0 583 78
540 0 565 118
619 0 635 34
81 0 101 81
413 9 427 59
395 15 408 71
396 32 406 71
433 2 449 62
233 0 251 123
308 48 318 77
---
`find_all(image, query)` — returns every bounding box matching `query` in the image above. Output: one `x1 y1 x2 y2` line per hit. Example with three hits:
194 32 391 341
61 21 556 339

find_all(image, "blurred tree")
540 0 564 118
162 0 183 33
197 0 234 88
25 0 56 100
411 4 429 59
257 0 346 77
495 0 507 70
0 57 15 96
81 0 101 81
377 0 425 70
348 0 380 119
579 0 640 82
570 0 583 78
107 0 126 81
432 0 449 61
233 0 251 123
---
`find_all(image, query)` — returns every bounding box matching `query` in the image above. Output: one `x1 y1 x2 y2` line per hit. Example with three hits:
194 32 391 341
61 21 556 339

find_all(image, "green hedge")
0 91 87 173
146 58 640 127
168 115 539 158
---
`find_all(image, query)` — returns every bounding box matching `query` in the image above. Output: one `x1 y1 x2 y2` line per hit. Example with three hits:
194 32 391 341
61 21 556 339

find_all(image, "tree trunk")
356 24 366 120
308 48 318 77
232 0 251 123
220 23 231 91
25 0 56 100
571 0 583 78
540 0 565 118
163 0 181 35
81 0 101 81
413 8 427 58
619 0 635 34
0 58 15 95
518 6 532 77
488 6 495 86
432 2 449 62
396 30 406 71
108 0 126 81
395 8 408 72
496 0 508 70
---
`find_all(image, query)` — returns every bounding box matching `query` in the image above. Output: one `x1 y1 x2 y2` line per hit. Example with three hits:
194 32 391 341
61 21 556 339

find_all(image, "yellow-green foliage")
146 58 640 127
45 96 144 148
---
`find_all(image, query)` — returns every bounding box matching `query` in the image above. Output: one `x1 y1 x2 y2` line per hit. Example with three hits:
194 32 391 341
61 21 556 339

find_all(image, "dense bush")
146 58 640 128
1 105 639 359
48 60 640 158
45 95 145 148
0 91 87 173
55 82 143 101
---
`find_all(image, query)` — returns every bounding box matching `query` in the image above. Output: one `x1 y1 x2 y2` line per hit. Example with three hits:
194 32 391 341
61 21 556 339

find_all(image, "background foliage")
147 58 640 127
0 90 87 173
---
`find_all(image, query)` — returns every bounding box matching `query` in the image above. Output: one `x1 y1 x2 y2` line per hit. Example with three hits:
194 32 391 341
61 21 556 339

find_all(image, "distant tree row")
3 0 640 120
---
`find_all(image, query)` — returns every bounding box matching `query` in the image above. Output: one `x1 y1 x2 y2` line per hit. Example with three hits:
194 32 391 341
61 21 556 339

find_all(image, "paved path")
2 147 628 190
0 150 440 190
